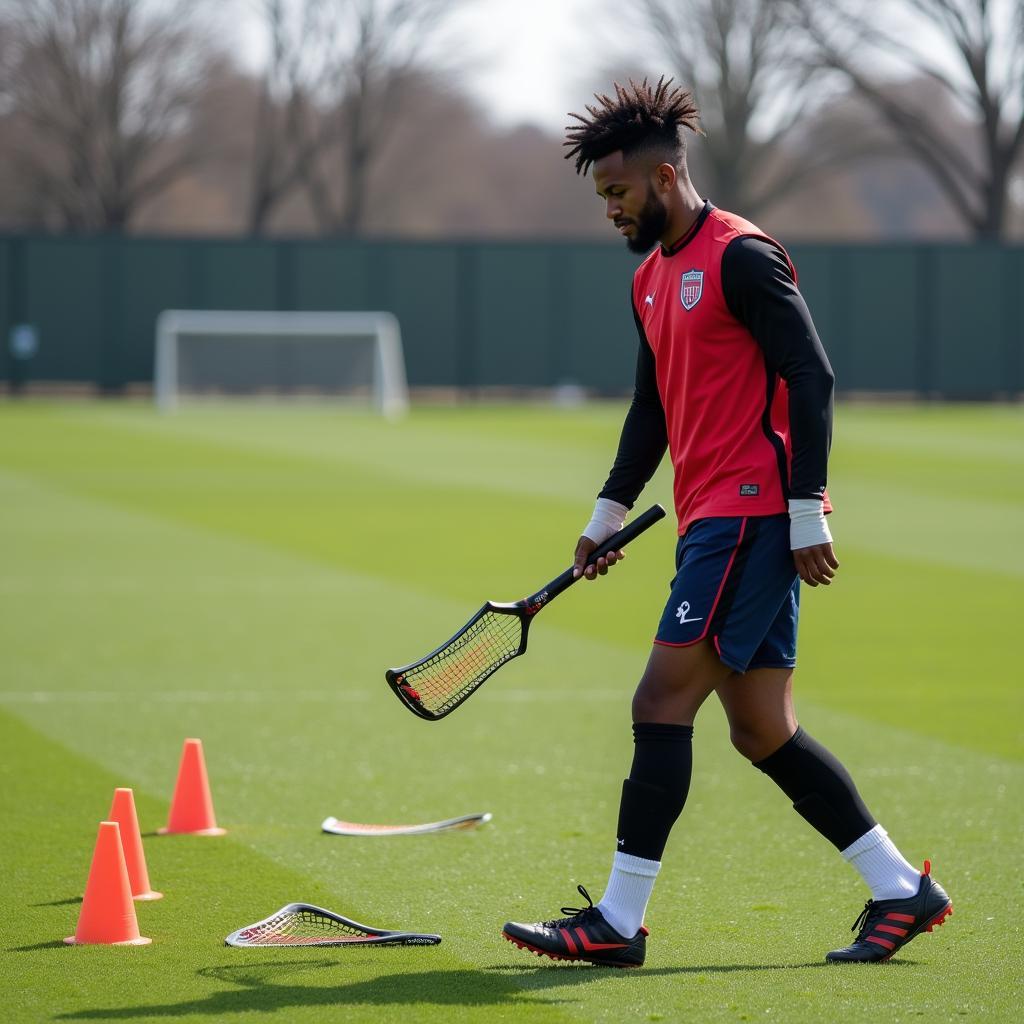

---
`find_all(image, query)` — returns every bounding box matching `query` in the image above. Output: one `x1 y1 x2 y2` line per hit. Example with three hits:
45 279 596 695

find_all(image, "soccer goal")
154 310 409 417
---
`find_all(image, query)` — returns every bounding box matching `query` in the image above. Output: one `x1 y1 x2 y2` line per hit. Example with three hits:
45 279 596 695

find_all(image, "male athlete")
502 79 951 967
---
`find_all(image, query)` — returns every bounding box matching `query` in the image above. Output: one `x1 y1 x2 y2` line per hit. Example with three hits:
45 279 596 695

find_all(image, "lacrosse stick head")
225 903 441 947
386 602 530 721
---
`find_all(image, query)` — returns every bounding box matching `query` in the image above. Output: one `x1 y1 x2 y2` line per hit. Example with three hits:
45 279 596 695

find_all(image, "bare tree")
0 0 220 232
300 0 460 235
628 0 834 216
786 0 1024 239
246 0 339 233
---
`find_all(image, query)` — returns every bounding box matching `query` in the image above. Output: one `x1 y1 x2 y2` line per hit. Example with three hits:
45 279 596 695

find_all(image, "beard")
622 186 669 253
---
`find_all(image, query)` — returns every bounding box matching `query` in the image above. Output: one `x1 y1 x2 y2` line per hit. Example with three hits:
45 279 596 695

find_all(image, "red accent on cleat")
559 927 578 954
923 859 931 876
639 925 650 937
886 913 917 923
502 929 642 968
574 927 627 952
876 924 909 937
502 932 574 962
866 936 896 951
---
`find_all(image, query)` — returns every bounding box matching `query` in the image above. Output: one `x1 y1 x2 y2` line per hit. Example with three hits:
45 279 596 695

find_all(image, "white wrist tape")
582 498 629 545
788 498 833 550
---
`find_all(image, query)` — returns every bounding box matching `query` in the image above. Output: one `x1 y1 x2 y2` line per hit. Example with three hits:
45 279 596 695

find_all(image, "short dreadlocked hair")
564 77 702 177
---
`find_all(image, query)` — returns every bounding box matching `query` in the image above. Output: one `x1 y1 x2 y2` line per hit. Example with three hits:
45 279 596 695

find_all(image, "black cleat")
826 860 952 963
502 884 647 968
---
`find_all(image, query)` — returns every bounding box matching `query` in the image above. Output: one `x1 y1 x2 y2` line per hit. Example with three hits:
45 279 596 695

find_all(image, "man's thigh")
632 639 732 725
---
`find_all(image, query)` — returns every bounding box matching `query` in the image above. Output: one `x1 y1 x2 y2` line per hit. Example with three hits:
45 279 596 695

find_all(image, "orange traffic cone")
65 821 151 945
108 788 162 900
158 738 226 836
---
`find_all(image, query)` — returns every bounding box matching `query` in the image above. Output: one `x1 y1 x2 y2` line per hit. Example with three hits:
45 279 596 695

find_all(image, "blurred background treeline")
1 0 1022 242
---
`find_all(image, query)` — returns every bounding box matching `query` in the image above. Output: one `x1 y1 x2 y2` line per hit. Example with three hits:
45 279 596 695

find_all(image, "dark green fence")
1 234 1021 397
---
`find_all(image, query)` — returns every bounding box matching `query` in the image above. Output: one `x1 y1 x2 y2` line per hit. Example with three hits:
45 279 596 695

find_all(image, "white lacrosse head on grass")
225 903 441 947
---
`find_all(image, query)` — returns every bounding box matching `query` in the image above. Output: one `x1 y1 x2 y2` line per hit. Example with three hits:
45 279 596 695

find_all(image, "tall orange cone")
108 788 162 900
65 821 151 945
158 738 226 836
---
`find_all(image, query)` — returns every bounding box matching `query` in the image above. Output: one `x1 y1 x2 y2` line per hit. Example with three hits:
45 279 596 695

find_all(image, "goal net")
154 310 409 417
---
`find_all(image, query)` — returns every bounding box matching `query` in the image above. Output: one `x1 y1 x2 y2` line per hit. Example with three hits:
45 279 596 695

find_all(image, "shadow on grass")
54 965 562 1019
31 897 82 906
52 956 865 1019
10 940 68 952
485 961 838 975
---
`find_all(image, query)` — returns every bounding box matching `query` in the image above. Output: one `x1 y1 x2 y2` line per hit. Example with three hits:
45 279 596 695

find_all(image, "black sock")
753 726 876 850
615 722 694 861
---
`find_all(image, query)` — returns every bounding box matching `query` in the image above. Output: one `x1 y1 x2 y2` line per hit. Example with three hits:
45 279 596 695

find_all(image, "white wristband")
788 498 833 550
581 498 629 545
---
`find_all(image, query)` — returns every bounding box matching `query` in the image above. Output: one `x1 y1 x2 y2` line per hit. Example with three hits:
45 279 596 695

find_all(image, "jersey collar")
660 200 713 256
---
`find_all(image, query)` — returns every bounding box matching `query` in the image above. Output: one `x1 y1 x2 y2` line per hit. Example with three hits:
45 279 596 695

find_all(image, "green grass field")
1 400 1022 1023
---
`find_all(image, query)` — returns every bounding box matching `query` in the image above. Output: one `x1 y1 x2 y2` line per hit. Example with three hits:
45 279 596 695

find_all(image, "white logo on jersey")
675 600 702 625
645 293 655 308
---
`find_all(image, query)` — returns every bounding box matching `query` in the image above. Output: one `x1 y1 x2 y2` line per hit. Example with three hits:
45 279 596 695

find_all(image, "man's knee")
631 645 725 724
729 720 767 761
632 675 670 722
728 717 793 762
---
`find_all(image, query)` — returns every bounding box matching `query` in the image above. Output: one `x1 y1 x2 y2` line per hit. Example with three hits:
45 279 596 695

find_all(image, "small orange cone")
108 788 162 900
65 821 151 945
158 738 226 836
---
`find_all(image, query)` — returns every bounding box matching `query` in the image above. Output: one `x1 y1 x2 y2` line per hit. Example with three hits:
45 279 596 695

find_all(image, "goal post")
154 310 409 417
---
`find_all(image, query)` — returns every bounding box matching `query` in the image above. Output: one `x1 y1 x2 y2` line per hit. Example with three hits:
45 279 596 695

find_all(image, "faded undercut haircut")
564 77 703 177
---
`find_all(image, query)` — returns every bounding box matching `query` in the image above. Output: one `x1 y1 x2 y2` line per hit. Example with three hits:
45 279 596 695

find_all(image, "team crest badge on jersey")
680 270 704 310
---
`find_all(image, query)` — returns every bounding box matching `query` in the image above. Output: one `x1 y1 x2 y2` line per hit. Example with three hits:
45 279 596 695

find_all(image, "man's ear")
654 162 678 193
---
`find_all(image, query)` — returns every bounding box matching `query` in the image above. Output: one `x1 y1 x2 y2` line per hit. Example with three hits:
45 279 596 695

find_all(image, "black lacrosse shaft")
523 503 666 610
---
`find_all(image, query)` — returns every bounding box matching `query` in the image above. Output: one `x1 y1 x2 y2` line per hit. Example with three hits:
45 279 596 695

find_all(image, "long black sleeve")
597 305 668 507
721 236 834 501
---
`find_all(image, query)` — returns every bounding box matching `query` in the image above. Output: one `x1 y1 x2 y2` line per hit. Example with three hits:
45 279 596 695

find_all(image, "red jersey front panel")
633 207 829 534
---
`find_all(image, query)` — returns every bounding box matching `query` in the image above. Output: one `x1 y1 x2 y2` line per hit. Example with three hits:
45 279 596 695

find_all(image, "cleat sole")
502 931 641 969
502 932 578 963
925 903 953 933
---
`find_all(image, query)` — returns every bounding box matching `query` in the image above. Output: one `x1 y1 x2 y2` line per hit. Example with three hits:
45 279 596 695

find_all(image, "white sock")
596 851 661 937
841 825 921 901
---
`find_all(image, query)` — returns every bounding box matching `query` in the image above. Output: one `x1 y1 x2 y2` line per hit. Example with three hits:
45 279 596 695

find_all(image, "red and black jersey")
599 202 834 534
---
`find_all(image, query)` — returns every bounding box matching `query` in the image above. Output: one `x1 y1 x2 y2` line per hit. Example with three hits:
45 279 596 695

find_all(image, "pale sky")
233 0 622 132
447 0 613 130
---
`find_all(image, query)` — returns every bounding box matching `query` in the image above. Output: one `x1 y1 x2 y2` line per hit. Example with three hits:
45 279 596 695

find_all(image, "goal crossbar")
154 310 409 417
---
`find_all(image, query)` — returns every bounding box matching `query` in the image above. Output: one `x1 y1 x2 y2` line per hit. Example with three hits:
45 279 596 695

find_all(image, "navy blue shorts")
654 515 800 673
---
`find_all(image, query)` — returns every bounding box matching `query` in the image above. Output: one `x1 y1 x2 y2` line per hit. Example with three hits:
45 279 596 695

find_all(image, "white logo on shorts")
675 601 703 625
